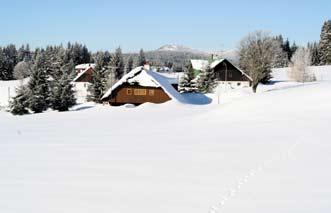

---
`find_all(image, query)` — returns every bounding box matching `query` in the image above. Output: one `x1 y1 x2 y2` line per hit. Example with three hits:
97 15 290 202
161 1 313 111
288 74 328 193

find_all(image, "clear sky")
0 0 330 52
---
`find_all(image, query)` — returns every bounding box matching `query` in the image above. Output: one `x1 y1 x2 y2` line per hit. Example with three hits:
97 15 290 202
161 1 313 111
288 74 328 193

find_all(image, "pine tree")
197 65 217 93
0 44 18 80
290 42 298 59
10 85 29 115
50 69 76 111
319 20 331 65
308 42 320 66
138 49 146 66
179 63 198 93
110 47 124 80
126 56 134 73
87 60 106 103
27 51 50 113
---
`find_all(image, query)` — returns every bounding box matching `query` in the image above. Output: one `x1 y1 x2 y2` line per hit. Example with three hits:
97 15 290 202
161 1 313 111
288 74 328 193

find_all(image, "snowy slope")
272 65 331 81
1 82 331 213
0 78 29 108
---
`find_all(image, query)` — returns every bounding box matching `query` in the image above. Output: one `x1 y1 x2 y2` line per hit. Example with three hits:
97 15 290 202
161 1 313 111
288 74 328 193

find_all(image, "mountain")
155 44 239 62
156 44 208 55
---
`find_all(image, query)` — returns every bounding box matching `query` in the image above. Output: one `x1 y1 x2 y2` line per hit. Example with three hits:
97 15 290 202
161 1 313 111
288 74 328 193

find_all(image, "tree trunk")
252 83 258 93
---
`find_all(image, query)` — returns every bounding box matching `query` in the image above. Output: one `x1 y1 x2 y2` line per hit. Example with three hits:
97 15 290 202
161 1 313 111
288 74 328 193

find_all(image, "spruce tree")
138 49 147 66
27 51 50 113
110 47 124 80
10 85 29 115
126 56 134 73
50 69 76 111
319 20 331 65
179 63 198 93
308 42 320 66
197 65 217 93
87 61 106 103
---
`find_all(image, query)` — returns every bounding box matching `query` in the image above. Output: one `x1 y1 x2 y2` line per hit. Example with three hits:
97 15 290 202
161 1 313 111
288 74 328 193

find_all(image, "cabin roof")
101 66 186 103
72 66 94 82
75 63 96 70
210 59 253 81
190 60 209 71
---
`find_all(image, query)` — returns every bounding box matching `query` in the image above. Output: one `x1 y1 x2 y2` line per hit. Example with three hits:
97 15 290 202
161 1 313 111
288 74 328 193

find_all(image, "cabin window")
149 89 155 96
127 88 133 95
229 72 233 78
134 89 147 96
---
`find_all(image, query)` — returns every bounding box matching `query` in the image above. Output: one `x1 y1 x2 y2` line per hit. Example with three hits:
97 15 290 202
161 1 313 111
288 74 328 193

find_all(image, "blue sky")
0 0 330 52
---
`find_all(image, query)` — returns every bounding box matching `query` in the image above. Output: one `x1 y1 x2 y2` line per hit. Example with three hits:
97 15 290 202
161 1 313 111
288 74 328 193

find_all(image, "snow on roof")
210 59 225 69
191 60 209 71
101 66 186 103
75 63 96 70
72 66 94 82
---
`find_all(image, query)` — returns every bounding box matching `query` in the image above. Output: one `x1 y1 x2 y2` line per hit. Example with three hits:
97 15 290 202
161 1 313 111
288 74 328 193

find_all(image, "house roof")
191 60 209 71
101 66 186 103
72 66 94 82
75 63 96 70
210 59 253 81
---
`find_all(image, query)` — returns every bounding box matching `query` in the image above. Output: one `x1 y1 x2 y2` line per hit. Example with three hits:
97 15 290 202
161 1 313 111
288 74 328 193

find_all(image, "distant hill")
156 44 208 55
124 45 239 71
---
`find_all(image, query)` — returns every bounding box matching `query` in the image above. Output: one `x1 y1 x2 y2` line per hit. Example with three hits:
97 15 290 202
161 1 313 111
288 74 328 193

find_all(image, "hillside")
1 80 331 213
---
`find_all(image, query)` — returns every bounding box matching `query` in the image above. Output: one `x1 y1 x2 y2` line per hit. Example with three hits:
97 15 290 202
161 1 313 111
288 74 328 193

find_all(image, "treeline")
179 20 331 94
0 42 207 81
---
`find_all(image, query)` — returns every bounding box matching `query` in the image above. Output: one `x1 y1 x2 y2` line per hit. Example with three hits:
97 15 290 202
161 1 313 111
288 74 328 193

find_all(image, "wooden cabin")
72 64 96 103
191 59 252 87
101 66 181 106
73 66 95 83
210 59 252 87
73 64 96 83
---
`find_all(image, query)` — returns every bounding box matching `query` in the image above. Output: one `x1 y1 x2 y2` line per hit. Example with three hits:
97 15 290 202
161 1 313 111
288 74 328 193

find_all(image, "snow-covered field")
0 78 29 108
1 77 331 213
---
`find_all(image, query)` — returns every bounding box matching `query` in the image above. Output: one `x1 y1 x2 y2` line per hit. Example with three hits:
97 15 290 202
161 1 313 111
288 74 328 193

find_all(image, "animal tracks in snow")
208 141 301 213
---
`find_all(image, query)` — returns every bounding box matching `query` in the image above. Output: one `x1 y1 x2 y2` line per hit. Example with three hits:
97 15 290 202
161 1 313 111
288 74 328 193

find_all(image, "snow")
75 63 96 70
191 59 209 71
0 78 29 108
1 81 331 213
272 65 331 81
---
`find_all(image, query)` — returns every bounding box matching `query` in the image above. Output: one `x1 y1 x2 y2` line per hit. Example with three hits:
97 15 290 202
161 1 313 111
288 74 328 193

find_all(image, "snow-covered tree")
13 61 32 80
239 31 282 93
126 56 134 73
110 47 125 80
138 48 147 66
88 60 107 103
27 51 50 113
197 65 217 93
10 85 29 115
50 69 76 111
0 44 18 80
289 47 315 83
319 20 331 65
308 42 320 66
179 63 198 93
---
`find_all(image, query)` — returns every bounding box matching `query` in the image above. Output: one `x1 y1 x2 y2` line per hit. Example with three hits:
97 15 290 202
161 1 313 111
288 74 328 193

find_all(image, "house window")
229 72 233 78
127 88 133 95
134 89 147 96
149 89 155 96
